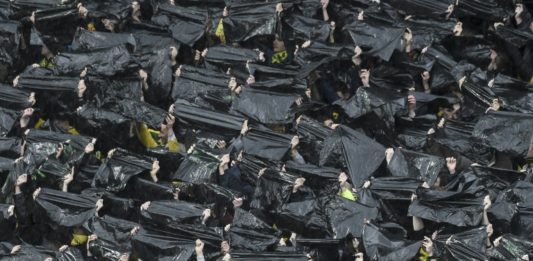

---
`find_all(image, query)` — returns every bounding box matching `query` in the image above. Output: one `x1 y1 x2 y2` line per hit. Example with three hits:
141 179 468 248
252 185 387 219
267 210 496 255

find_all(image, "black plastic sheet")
71 28 137 52
387 148 445 186
93 149 153 192
231 87 298 124
319 125 385 187
362 222 423 261
343 19 405 61
34 188 98 227
223 2 279 42
408 190 485 227
228 208 280 252
171 65 232 102
54 45 134 77
432 226 488 260
171 145 220 184
473 111 533 158
324 195 380 238
242 128 292 161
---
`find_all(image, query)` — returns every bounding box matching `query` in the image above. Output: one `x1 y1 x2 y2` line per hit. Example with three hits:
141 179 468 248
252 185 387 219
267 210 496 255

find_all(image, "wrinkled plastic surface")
34 188 97 227
388 148 445 186
473 111 533 157
319 125 385 187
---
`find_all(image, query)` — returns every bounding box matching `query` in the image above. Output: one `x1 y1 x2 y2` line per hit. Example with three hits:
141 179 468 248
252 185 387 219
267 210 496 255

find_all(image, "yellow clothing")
71 233 88 246
137 123 180 152
271 50 288 64
215 18 226 44
340 188 356 201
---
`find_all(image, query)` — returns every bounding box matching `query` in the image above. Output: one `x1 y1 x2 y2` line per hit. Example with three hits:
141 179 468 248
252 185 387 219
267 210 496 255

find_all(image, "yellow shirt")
215 18 226 44
137 123 180 152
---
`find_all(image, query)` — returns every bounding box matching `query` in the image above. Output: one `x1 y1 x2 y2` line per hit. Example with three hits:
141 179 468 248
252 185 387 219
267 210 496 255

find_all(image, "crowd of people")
1 0 533 260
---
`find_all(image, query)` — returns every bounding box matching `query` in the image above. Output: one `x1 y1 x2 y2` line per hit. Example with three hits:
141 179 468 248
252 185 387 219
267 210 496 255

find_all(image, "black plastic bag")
432 226 488 260
223 2 280 42
294 41 353 65
85 75 143 103
284 14 330 42
335 87 406 130
408 190 485 227
230 251 308 261
343 19 405 61
295 116 332 165
284 161 338 194
511 206 533 241
324 195 380 238
171 145 220 184
488 233 533 260
472 111 533 158
34 188 98 227
276 197 330 237
54 45 134 77
84 215 139 248
242 128 292 161
0 107 19 137
204 45 262 66
18 75 79 93
365 177 422 201
387 148 445 186
231 87 297 124
362 222 423 261
0 204 15 241
135 46 174 106
140 200 207 227
128 177 175 202
153 3 208 47
319 125 385 187
131 228 196 261
432 119 493 165
0 137 21 159
171 65 232 102
228 208 281 252
0 20 21 68
101 193 136 221
0 83 33 110
250 169 295 214
101 99 167 130
444 166 524 198
93 149 153 192
174 99 244 136
71 28 137 52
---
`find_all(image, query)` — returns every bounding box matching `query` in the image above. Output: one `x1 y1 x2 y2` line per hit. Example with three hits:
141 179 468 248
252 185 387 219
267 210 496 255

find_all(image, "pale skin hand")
219 154 230 175
62 168 74 192
20 108 34 128
292 177 305 193
150 161 160 183
359 69 370 87
446 157 457 174
516 4 524 25
195 239 204 257
87 234 97 256
140 201 151 211
95 199 103 216
385 148 394 165
33 187 41 200
421 71 431 93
